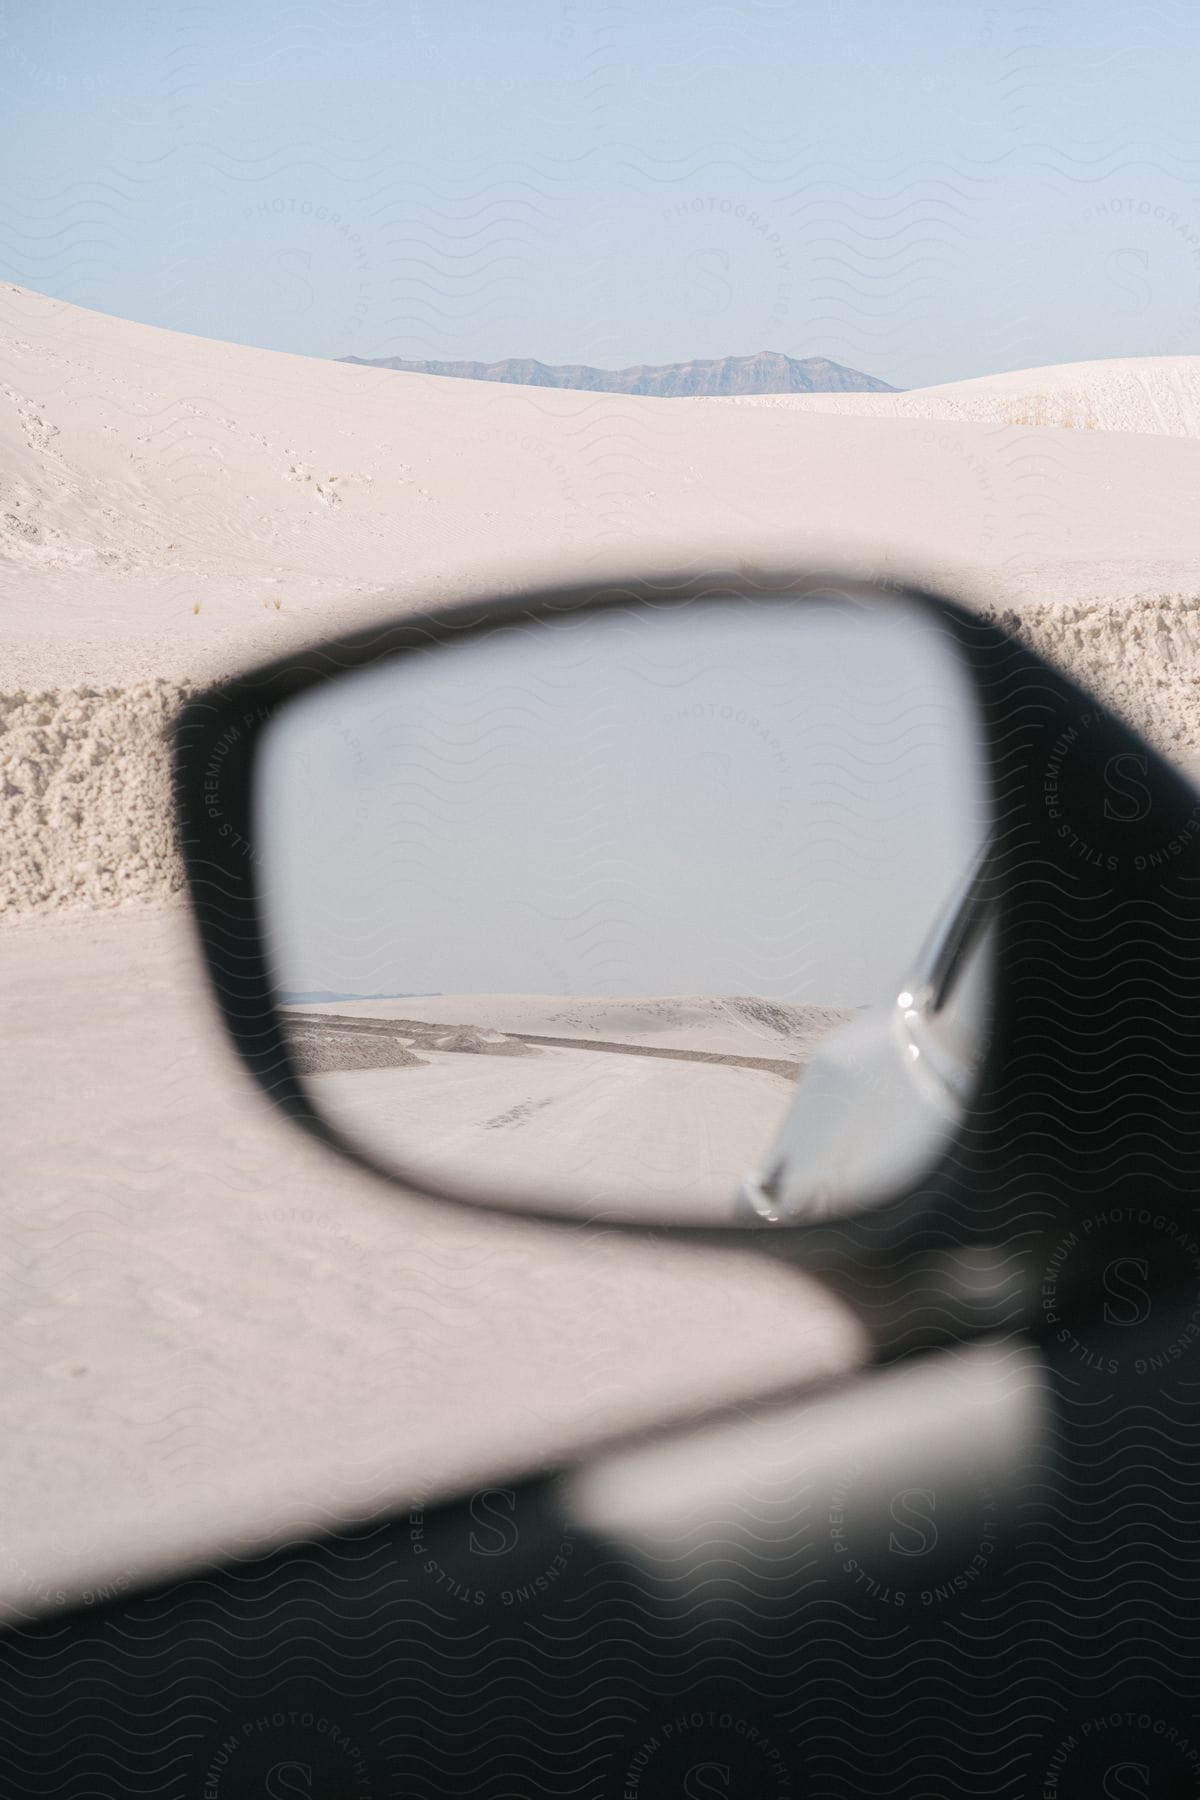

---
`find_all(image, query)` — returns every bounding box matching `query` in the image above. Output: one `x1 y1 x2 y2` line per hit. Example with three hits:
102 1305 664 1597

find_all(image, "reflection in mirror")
253 590 992 1224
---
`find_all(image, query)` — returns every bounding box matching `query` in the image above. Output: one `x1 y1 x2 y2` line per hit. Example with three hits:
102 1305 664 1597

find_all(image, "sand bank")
4 286 1200 918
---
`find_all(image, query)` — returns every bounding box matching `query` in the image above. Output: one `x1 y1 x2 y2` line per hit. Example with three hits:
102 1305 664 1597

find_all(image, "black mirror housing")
173 567 1200 1347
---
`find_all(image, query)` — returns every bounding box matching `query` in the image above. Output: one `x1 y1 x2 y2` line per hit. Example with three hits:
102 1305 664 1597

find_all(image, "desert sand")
0 904 865 1620
707 354 1200 438
284 994 854 1220
5 284 1200 1616
4 284 1200 914
296 991 850 1059
308 1045 794 1221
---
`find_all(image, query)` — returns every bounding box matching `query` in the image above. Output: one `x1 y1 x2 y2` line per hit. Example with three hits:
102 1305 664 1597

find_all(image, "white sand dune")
708 355 1200 439
4 285 1200 700
297 992 852 1060
5 283 1200 916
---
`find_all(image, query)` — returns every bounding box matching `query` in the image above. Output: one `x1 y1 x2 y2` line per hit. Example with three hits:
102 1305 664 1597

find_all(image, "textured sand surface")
0 904 865 1621
709 355 1200 437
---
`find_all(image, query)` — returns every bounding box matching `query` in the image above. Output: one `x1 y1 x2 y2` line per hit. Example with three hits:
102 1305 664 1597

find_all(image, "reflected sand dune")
284 992 854 1065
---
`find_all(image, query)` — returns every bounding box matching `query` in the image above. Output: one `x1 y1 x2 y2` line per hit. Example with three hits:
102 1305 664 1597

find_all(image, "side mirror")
741 844 995 1226
174 568 1200 1304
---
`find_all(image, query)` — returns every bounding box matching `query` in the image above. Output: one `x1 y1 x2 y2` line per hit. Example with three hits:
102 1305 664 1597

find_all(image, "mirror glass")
253 590 992 1224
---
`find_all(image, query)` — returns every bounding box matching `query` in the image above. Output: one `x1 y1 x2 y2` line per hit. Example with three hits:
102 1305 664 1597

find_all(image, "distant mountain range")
338 350 897 397
277 990 441 1005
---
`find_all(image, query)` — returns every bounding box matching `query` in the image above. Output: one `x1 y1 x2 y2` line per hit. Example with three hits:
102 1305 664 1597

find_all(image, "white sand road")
288 994 851 1219
6 287 1200 1617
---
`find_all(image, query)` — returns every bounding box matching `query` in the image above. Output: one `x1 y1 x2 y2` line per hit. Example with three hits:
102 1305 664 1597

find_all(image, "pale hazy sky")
2 3 1199 387
255 595 988 1007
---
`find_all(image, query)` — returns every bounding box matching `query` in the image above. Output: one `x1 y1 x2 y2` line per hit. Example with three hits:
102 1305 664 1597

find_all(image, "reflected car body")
742 850 995 1223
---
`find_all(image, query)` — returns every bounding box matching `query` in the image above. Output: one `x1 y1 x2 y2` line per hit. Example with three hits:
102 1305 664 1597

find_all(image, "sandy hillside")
707 355 1200 438
297 992 853 1060
4 285 1200 691
3 282 1200 919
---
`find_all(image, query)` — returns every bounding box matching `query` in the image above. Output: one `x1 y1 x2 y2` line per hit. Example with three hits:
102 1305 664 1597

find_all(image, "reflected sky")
255 594 989 1009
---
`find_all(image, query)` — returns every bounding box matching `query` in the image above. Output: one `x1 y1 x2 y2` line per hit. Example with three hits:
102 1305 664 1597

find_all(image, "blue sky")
2 1 1199 387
